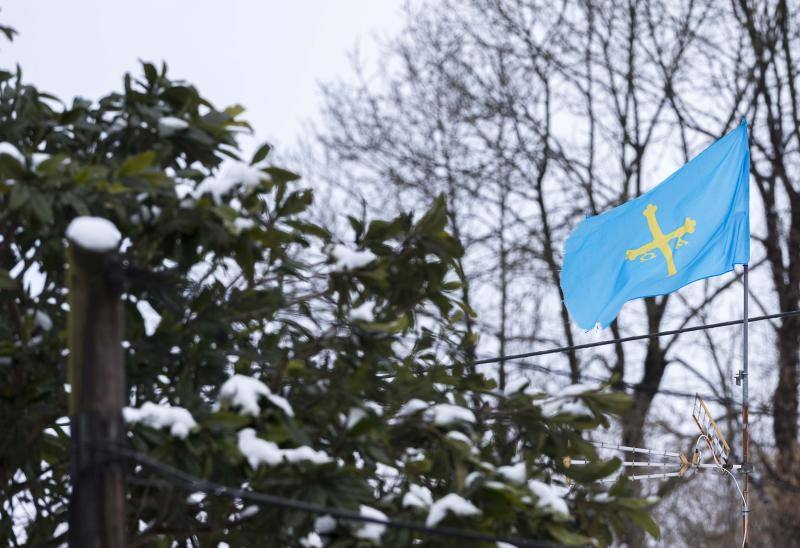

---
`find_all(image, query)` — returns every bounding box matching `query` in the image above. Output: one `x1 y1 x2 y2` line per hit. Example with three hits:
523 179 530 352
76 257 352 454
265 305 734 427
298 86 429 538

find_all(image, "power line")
106 445 559 548
496 355 762 410
474 309 800 365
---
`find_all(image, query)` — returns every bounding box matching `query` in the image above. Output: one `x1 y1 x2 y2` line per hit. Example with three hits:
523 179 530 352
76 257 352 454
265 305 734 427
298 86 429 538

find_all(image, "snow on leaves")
425 493 481 527
219 374 294 417
122 402 197 439
236 428 331 468
330 244 377 271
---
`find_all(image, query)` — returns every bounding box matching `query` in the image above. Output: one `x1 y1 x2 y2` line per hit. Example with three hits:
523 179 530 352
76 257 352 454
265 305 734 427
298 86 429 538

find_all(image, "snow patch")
299 532 323 548
0 142 24 164
314 514 337 534
346 407 368 429
503 376 529 395
219 374 294 417
233 217 255 233
553 383 598 398
446 431 473 446
123 402 197 439
32 152 62 169
135 300 162 336
158 116 189 135
240 505 260 518
497 462 527 485
66 216 121 252
465 471 483 488
528 479 570 516
194 162 269 204
186 492 205 504
425 403 475 427
237 428 331 468
426 493 481 526
402 484 433 509
349 301 375 322
396 398 429 417
32 310 53 331
541 398 592 417
354 505 387 541
331 244 377 271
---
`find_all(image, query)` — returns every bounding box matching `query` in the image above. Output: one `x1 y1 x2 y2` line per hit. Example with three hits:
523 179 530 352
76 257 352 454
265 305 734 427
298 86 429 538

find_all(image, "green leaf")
0 24 17 42
203 411 253 432
627 508 661 539
8 184 30 210
0 153 26 178
413 194 448 235
545 523 596 546
224 104 246 118
363 314 409 334
0 269 16 290
35 154 70 176
264 166 301 183
251 142 272 165
279 190 312 215
564 457 621 482
29 191 53 223
119 151 156 176
283 220 331 241
142 62 158 84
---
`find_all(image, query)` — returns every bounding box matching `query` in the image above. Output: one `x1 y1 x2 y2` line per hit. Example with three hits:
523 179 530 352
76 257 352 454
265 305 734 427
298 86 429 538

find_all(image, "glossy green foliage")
0 40 657 548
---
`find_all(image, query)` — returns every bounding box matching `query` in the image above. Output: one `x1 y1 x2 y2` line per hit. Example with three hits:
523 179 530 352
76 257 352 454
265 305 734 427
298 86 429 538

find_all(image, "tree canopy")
0 27 655 546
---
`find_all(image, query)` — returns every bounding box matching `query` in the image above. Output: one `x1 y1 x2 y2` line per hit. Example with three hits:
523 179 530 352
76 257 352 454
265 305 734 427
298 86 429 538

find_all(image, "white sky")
3 1 404 153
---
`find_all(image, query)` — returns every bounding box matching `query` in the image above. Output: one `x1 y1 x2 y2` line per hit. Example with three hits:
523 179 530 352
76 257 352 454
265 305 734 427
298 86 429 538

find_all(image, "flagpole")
741 263 750 547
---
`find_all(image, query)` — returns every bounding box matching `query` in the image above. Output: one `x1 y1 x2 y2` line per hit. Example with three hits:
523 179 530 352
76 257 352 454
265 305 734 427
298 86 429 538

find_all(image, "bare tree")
308 0 800 544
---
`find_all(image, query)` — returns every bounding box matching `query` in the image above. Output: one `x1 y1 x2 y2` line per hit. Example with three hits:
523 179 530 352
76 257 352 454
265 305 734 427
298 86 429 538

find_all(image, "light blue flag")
561 120 750 329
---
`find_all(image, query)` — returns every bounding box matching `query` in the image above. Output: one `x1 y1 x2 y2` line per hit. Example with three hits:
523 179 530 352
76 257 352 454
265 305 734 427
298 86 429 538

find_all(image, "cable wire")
106 445 559 548
497 355 743 406
474 309 800 365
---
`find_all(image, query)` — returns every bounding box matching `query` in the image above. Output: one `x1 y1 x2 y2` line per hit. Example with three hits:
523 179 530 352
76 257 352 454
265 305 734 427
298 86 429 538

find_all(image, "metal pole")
742 263 750 547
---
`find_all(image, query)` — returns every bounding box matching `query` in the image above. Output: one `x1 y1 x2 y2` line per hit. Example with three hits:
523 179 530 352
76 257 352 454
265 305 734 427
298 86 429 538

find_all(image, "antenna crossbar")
590 441 680 459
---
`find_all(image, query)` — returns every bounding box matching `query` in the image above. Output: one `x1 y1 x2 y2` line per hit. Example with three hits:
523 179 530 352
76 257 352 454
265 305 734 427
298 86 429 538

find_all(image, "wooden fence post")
66 219 126 547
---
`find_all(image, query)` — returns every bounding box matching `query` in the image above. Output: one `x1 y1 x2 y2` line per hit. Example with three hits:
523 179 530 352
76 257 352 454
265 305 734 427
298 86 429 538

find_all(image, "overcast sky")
4 1 404 153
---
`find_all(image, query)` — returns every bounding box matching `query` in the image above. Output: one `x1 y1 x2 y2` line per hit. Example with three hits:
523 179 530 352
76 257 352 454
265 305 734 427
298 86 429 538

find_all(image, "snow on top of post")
425 493 481 527
122 402 197 439
66 216 121 252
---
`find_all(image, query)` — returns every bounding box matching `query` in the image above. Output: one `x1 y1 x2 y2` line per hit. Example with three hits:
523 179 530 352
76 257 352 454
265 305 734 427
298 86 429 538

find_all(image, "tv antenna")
564 393 748 546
